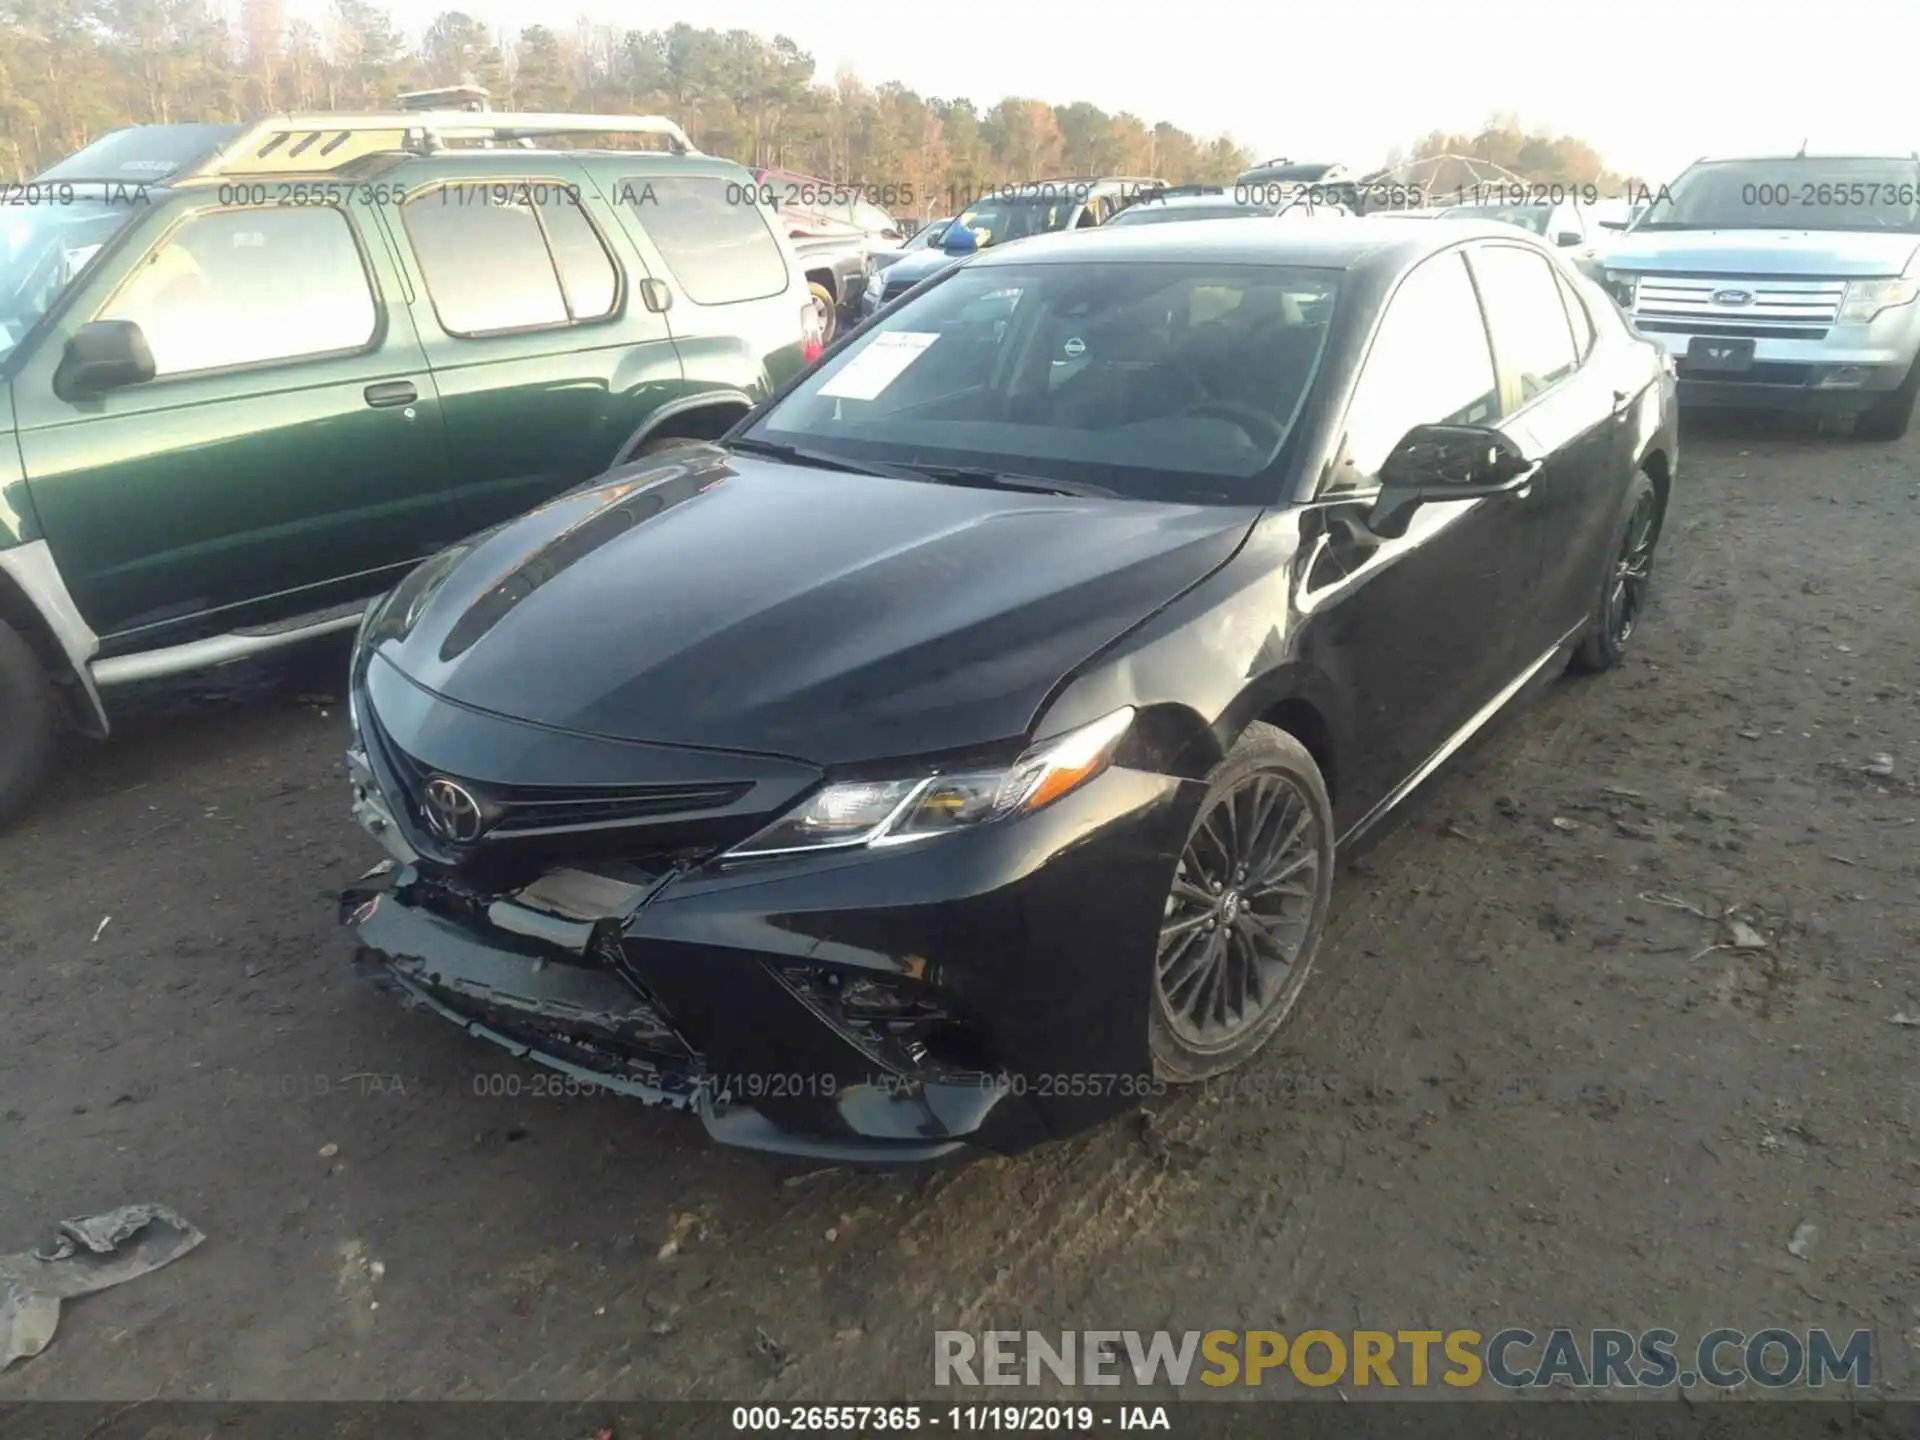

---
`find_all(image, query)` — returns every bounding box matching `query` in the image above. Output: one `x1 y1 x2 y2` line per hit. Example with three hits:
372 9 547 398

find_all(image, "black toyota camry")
341 217 1678 1162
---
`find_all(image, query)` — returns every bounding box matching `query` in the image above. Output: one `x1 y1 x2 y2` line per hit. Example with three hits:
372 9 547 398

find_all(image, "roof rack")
177 111 699 181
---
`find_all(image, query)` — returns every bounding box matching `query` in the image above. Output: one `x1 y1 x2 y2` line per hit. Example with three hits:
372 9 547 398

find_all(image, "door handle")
364 381 418 409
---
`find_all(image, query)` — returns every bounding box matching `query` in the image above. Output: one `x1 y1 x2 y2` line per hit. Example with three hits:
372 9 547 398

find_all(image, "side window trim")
1466 241 1583 418
401 177 622 341
90 202 386 386
1312 244 1500 501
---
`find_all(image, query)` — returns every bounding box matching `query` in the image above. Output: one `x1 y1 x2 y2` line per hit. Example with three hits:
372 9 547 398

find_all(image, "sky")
301 0 1915 190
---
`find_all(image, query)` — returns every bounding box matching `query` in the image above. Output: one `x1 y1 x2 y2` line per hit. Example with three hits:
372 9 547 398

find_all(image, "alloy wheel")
1155 772 1322 1050
1605 489 1658 647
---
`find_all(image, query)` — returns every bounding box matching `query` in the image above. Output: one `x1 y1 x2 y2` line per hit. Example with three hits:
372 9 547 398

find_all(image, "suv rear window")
623 175 789 305
402 183 619 336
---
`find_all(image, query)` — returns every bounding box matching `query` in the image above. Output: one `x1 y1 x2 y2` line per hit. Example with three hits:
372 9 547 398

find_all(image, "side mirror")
1554 230 1583 247
942 227 979 255
54 319 155 400
1596 218 1628 231
1368 424 1538 539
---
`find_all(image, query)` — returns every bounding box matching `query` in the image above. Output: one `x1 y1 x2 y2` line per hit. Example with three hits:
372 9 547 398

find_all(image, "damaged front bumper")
340 739 1200 1162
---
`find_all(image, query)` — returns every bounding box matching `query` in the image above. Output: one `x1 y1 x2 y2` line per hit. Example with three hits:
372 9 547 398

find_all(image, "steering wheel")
1179 400 1285 452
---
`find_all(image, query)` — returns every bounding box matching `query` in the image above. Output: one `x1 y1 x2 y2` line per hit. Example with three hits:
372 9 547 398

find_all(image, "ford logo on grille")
1711 289 1755 307
421 776 486 843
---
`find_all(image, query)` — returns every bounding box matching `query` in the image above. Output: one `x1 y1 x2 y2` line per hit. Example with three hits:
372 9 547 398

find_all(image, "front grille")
1675 359 1814 386
1631 274 1845 334
1635 318 1831 342
360 705 751 841
486 781 752 835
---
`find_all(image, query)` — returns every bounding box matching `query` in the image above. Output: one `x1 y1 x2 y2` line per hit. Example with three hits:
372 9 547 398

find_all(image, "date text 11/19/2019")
731 1406 1172 1431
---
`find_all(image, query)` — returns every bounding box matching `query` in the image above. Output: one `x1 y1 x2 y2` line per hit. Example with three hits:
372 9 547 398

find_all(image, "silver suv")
1598 153 1920 439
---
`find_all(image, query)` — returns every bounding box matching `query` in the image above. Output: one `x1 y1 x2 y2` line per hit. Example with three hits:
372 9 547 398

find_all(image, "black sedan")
340 217 1678 1162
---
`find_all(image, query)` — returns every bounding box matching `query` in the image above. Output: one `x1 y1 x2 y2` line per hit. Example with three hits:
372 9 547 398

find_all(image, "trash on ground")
1550 816 1581 832
1725 918 1769 951
90 916 111 944
318 1142 339 1159
1864 753 1895 777
1889 1013 1920 1028
1786 1220 1817 1261
1 1203 204 1370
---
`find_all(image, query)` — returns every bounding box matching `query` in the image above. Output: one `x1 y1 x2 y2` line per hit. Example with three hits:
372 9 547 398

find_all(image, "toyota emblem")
421 776 486 843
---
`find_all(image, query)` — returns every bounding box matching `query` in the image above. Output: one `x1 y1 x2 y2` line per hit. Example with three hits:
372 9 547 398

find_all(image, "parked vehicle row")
26 114 1918 1166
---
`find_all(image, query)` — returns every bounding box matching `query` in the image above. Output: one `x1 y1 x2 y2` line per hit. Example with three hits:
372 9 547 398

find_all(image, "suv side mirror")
54 319 156 400
942 226 979 255
1554 229 1583 247
1596 218 1628 231
1368 423 1538 539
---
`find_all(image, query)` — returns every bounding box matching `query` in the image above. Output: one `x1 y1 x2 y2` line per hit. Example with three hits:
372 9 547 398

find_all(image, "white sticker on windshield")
817 331 940 401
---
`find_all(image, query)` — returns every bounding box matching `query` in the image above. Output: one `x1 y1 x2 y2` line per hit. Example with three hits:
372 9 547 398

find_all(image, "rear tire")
1854 356 1919 441
0 619 59 829
1570 471 1661 674
1148 723 1335 1084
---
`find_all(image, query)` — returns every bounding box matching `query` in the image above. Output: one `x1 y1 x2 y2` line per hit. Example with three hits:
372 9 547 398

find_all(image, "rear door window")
401 182 619 336
622 174 790 305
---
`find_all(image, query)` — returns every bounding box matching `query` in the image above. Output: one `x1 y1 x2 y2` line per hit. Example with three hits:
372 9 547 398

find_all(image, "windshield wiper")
898 465 1120 499
722 436 906 478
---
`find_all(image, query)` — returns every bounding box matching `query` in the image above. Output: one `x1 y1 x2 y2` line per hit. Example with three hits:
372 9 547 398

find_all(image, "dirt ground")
2 413 1917 1403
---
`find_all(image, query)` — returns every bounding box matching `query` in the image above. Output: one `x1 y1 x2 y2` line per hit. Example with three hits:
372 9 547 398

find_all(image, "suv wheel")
0 619 59 828
1854 356 1920 441
1148 723 1335 1083
808 283 838 345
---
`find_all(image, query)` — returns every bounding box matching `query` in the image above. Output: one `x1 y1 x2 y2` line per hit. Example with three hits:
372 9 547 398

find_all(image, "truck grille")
1631 275 1845 340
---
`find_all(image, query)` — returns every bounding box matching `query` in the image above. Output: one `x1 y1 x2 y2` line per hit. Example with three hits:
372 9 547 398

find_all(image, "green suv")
0 111 826 824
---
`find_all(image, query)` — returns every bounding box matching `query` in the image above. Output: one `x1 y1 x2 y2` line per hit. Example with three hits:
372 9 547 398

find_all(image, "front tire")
1570 471 1661 674
0 619 59 829
1148 723 1335 1083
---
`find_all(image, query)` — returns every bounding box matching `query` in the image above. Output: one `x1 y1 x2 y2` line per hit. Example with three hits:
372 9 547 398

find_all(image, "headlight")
357 543 471 657
726 707 1136 859
1838 277 1920 325
864 270 885 300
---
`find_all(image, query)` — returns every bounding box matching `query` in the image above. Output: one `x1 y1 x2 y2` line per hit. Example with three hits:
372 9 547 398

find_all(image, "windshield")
1441 203 1552 235
0 198 139 356
950 194 1084 247
744 259 1340 504
1109 202 1268 227
1638 157 1920 233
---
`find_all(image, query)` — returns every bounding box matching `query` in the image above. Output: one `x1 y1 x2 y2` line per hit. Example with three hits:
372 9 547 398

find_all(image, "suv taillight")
801 305 825 364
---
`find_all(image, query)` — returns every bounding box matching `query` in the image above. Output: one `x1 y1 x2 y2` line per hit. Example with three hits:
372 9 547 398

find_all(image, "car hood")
1604 229 1920 277
374 445 1255 765
882 248 967 286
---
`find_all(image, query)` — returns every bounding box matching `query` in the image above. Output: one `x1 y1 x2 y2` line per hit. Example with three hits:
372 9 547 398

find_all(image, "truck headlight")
1838 278 1920 325
726 707 1136 859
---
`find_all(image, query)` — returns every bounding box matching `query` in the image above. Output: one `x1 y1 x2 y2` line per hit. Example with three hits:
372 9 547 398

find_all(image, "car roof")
1688 152 1920 165
1121 193 1268 212
968 214 1525 273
